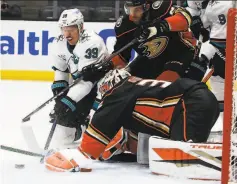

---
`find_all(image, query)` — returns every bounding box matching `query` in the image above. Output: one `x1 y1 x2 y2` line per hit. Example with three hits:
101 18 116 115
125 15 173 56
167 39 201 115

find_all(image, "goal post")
222 5 237 184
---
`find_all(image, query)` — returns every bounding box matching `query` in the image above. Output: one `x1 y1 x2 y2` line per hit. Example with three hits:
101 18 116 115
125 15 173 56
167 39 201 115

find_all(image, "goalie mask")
58 9 84 45
97 69 131 98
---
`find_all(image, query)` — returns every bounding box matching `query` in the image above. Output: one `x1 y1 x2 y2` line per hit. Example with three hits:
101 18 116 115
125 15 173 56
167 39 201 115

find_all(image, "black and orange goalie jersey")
90 77 206 140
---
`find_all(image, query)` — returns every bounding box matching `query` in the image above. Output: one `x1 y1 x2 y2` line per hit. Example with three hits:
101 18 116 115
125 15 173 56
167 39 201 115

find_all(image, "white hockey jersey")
186 1 233 60
51 29 109 102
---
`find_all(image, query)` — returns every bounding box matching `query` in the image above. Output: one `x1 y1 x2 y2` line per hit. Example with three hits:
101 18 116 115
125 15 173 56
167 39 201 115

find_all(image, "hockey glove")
50 80 69 123
82 60 114 83
190 16 203 39
135 20 169 42
185 54 208 81
53 96 77 127
190 16 210 42
51 80 69 96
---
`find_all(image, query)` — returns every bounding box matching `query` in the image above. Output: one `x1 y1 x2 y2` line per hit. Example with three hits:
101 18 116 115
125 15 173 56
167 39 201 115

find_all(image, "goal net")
222 3 237 184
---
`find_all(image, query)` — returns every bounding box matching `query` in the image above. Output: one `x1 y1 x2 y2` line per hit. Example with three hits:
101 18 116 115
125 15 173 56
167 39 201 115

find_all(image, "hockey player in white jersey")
200 1 233 101
185 1 233 134
186 1 233 100
49 8 109 148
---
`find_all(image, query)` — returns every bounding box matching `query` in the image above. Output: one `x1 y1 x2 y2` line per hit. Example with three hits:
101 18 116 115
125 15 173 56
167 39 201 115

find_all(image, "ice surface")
0 80 221 184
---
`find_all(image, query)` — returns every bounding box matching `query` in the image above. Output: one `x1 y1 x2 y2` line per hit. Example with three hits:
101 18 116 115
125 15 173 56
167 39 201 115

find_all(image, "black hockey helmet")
124 0 147 15
125 0 147 7
124 0 150 23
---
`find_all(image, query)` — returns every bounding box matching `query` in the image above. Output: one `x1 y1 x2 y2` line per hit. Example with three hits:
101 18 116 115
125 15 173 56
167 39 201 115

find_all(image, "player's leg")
170 87 220 142
210 50 226 79
208 51 225 133
50 89 96 148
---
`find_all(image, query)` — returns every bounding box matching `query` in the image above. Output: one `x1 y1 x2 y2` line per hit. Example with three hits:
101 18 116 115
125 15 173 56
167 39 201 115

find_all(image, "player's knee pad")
50 124 76 149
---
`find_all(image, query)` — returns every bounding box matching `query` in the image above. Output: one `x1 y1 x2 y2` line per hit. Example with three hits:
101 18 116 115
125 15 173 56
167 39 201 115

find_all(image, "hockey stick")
202 66 214 83
21 124 43 153
0 145 43 157
43 118 58 151
22 38 139 123
40 118 58 163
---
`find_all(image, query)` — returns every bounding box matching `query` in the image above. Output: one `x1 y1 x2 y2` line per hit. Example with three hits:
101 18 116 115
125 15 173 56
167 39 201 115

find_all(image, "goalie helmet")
58 9 84 30
97 69 131 98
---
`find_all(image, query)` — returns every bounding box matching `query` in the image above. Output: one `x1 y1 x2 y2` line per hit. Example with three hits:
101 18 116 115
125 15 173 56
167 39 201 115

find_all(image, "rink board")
1 20 134 81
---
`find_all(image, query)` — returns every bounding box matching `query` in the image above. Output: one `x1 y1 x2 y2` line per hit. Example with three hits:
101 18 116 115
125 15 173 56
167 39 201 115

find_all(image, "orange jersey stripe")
156 70 180 82
132 115 169 136
137 94 183 102
165 13 189 32
90 124 111 141
153 148 198 161
134 104 175 126
116 27 137 38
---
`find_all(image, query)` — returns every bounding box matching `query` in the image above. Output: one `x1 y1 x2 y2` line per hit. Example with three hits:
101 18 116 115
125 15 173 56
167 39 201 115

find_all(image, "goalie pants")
80 86 219 159
169 87 220 142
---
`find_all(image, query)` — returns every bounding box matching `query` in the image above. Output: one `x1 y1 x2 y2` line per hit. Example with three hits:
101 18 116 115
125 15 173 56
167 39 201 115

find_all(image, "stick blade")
22 117 30 123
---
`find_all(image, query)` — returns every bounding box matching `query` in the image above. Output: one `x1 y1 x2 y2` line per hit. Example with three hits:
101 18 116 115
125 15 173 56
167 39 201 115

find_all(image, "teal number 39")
85 48 98 59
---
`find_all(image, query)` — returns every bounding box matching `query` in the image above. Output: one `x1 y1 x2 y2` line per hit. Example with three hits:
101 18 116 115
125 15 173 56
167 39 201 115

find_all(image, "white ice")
0 80 221 184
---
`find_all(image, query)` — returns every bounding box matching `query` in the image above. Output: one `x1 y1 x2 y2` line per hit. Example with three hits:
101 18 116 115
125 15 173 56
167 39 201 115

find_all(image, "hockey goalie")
44 68 221 180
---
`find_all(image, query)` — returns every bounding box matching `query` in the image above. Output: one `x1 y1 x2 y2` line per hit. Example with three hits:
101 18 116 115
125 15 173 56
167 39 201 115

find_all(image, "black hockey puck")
15 164 25 169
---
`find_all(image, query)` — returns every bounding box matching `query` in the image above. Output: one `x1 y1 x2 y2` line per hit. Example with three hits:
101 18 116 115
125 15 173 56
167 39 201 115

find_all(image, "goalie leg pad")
50 124 76 149
149 136 222 181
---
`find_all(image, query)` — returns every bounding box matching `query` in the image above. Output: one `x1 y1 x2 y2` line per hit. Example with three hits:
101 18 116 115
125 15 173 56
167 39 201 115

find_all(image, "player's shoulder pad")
80 29 104 45
114 15 137 37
